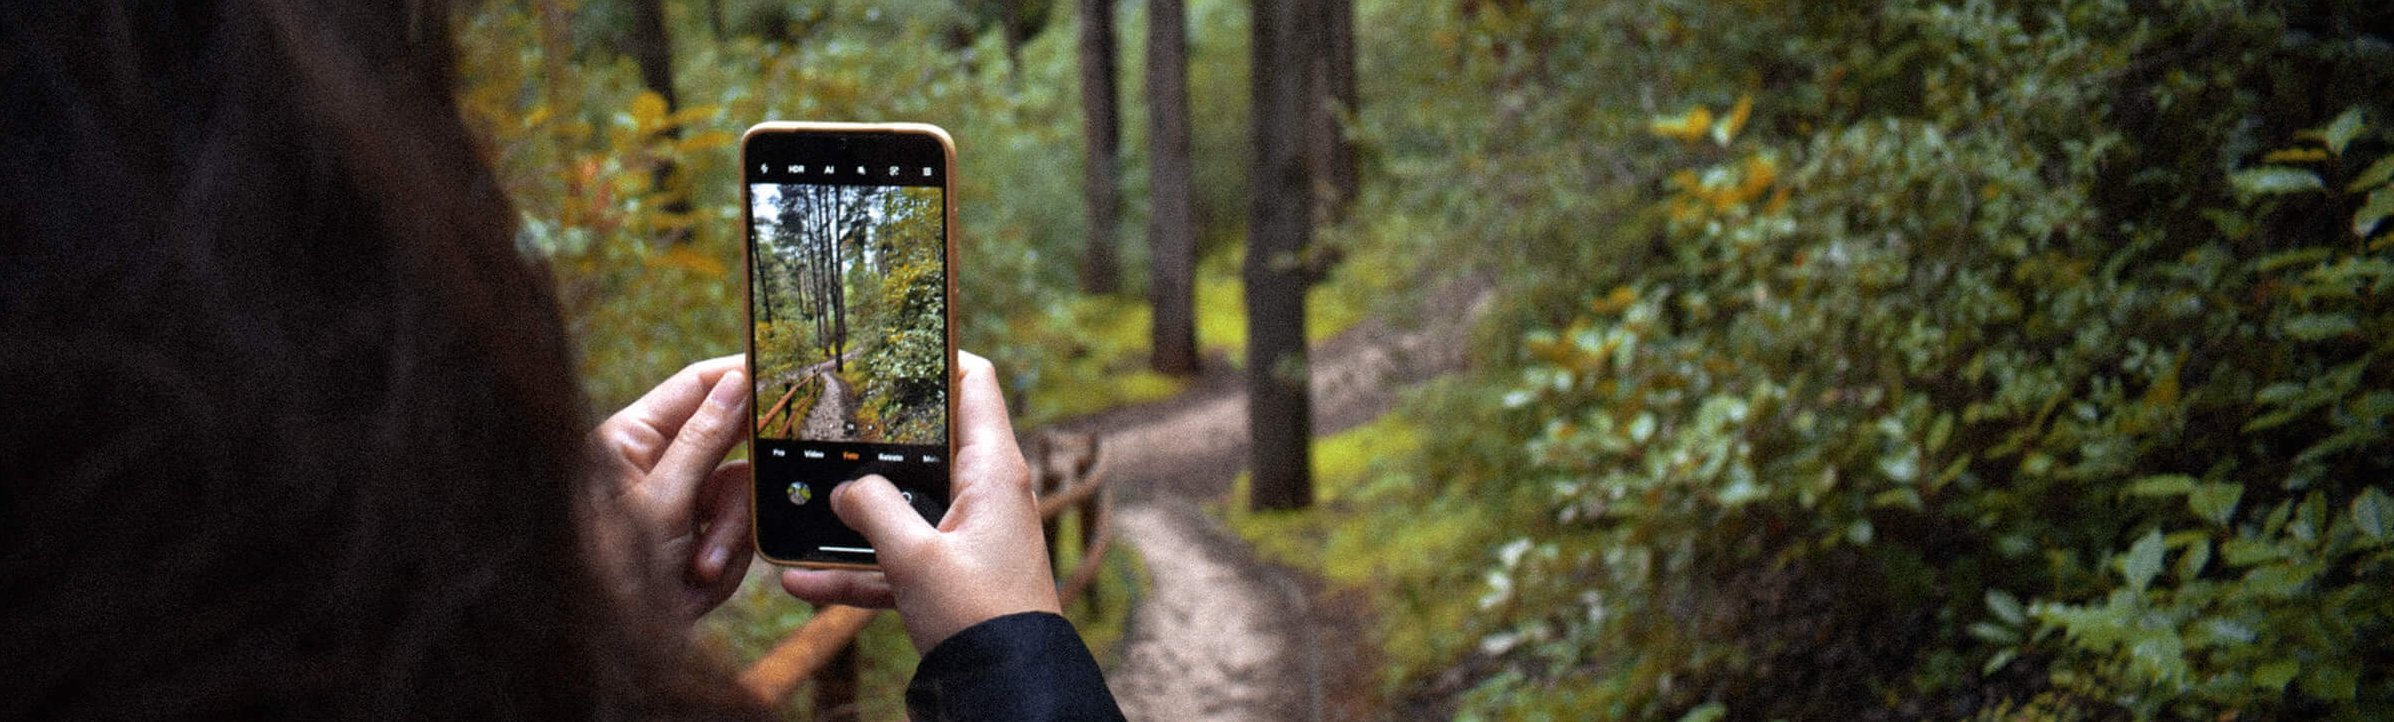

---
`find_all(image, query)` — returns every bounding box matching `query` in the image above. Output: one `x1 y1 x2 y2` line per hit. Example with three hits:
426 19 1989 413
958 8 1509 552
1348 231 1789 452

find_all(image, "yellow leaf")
2143 358 2182 406
679 130 738 153
1668 168 1701 191
1651 106 1714 144
667 104 719 127
1713 94 1754 145
629 91 668 129
1590 285 1639 315
651 246 727 278
1764 187 1792 215
2263 147 2330 164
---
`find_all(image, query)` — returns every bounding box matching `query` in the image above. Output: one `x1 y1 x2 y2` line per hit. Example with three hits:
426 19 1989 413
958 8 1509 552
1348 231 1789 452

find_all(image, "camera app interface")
746 134 949 563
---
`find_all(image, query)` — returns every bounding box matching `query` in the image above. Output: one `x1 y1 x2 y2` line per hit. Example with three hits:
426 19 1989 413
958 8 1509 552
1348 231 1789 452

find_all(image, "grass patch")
1052 506 1146 669
1009 293 1196 427
1219 411 1500 694
1193 239 1378 366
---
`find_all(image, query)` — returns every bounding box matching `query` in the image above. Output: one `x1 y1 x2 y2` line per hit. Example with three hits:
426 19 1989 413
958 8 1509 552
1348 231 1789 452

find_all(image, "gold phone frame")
739 121 959 570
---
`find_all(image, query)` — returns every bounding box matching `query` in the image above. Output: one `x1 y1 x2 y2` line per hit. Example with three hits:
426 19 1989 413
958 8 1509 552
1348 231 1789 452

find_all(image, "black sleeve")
904 611 1127 722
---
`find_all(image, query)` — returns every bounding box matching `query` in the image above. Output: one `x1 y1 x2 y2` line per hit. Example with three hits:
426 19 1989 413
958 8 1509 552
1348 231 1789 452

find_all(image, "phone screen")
742 126 953 567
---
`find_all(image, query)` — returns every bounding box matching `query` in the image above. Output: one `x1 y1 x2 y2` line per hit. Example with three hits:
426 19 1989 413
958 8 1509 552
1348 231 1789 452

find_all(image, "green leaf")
2189 483 2243 526
2127 474 2198 497
1967 621 2020 644
2254 382 2306 406
2353 487 2391 540
2231 166 2325 197
2355 187 2394 238
2295 492 2328 544
1676 702 1727 722
1846 519 1875 545
2243 561 2316 598
2204 208 2255 239
2177 537 2210 580
2348 155 2394 192
2299 663 2358 701
2253 659 2300 691
2120 528 2166 592
2309 107 2366 155
1986 589 2026 626
2357 390 2394 422
1982 648 2019 676
2282 313 2356 341
2254 247 2333 273
1870 487 1923 510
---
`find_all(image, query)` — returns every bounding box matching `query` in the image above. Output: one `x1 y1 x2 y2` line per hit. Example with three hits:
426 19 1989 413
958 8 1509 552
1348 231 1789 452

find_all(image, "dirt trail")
1055 277 1491 722
801 372 856 441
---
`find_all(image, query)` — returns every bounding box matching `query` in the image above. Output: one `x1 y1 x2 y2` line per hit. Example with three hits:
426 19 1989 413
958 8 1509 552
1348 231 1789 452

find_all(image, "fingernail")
708 370 746 408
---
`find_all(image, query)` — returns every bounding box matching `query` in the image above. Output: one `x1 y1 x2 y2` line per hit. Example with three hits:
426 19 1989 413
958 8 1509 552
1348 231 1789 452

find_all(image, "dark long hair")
0 1 763 717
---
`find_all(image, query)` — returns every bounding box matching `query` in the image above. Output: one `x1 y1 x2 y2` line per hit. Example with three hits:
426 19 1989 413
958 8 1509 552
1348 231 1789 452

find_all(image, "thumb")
831 475 934 557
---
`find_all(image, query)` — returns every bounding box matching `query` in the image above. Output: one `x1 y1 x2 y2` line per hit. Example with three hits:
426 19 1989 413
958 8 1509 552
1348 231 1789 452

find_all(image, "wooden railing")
737 432 1115 712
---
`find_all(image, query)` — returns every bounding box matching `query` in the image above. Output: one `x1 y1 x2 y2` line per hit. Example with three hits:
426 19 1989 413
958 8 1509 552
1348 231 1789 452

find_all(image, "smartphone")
742 122 957 569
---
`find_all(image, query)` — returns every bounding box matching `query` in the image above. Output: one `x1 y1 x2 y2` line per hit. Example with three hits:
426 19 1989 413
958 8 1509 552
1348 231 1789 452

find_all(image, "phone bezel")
739 121 959 570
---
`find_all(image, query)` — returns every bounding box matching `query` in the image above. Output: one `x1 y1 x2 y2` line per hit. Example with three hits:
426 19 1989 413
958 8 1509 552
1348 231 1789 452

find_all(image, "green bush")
1339 0 2394 718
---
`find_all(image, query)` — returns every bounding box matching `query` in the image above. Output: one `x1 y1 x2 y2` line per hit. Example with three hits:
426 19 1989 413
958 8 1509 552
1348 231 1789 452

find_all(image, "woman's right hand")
778 351 1062 653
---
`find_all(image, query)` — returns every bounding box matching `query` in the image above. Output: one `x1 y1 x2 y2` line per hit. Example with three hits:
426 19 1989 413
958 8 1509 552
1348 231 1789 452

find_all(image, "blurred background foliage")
1251 0 2393 719
455 0 2393 718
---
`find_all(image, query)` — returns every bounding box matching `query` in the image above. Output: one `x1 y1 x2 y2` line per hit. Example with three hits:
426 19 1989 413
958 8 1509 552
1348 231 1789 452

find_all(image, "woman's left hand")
589 354 755 623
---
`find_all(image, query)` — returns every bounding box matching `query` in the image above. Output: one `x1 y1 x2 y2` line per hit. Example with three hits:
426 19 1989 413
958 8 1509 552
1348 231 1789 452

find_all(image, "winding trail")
801 372 857 441
1050 277 1491 721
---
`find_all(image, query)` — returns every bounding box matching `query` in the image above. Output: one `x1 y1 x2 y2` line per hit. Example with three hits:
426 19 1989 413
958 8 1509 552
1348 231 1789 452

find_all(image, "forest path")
800 371 856 441
1049 276 1491 722
771 344 863 388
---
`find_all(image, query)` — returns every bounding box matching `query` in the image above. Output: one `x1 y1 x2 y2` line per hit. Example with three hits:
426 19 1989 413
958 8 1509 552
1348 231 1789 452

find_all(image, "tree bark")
756 243 780 325
630 0 679 111
1076 0 1122 295
1311 0 1359 219
1247 0 1317 511
1002 0 1032 76
629 0 692 243
1146 0 1198 376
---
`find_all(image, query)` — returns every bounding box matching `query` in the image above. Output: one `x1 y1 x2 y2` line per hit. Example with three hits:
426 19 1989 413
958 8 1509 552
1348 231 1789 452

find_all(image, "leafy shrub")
1335 0 2394 718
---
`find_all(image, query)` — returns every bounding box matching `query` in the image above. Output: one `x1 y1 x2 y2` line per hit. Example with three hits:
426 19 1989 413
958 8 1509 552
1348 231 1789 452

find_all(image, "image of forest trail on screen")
750 183 946 445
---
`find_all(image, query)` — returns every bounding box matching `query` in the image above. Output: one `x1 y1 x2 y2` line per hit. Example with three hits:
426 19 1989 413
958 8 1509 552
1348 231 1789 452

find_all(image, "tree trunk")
756 246 779 325
1002 0 1031 77
630 0 679 111
1311 0 1359 220
1247 0 1317 511
1146 0 1198 376
630 0 692 243
1076 0 1122 295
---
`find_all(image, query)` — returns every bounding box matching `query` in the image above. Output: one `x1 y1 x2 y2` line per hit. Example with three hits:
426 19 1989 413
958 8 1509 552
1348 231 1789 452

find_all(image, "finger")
646 369 751 512
779 568 896 609
602 355 747 473
946 352 1035 522
689 460 754 584
830 475 937 555
690 549 752 619
951 351 1018 457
